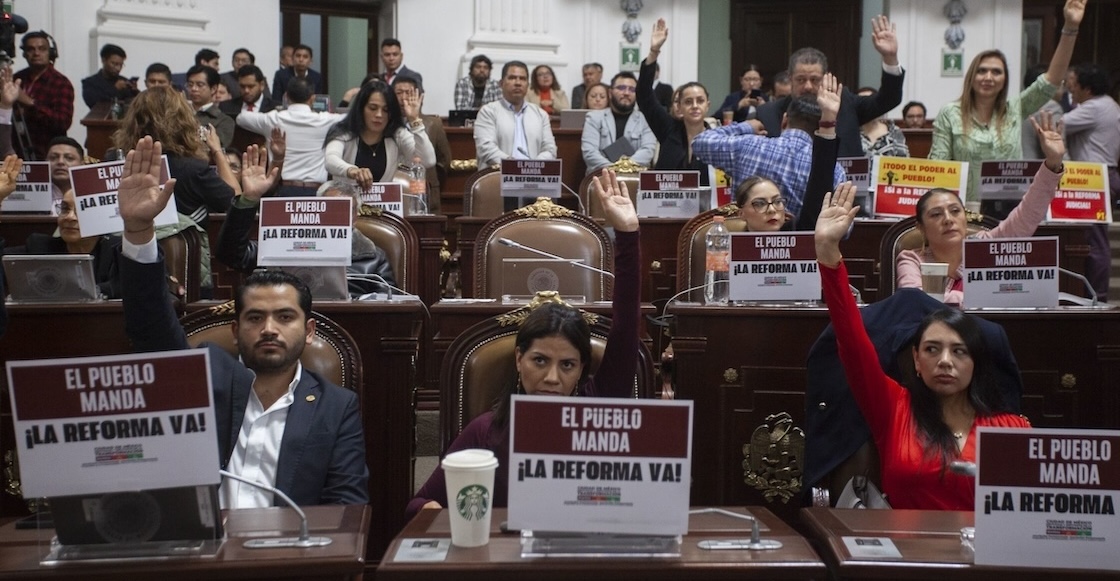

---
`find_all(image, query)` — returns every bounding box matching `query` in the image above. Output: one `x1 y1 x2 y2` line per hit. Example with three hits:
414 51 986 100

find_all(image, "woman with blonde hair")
929 0 1084 199
113 86 238 226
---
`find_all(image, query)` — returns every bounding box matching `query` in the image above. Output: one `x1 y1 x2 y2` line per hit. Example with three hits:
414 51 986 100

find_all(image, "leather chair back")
877 213 998 298
577 162 644 220
463 167 503 218
158 227 204 303
474 198 613 301
353 206 420 294
439 297 656 452
180 303 363 394
676 204 749 302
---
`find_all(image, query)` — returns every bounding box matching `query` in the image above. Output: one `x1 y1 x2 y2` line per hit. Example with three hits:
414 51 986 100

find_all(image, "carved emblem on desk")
742 412 805 503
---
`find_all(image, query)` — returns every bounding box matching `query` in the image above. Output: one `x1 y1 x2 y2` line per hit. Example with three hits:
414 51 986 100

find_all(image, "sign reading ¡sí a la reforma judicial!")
507 396 693 536
1047 161 1113 224
870 156 967 218
257 196 353 266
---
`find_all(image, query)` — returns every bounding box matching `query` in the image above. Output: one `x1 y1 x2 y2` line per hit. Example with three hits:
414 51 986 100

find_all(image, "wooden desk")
801 507 1116 580
81 102 118 159
378 507 825 580
667 304 1120 524
900 128 933 159
0 300 424 569
0 505 369 580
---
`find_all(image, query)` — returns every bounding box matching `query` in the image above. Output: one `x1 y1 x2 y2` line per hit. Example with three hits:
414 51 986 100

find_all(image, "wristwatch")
408 119 425 130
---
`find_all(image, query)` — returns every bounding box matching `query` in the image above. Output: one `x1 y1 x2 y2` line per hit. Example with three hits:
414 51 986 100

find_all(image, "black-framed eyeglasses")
749 197 786 211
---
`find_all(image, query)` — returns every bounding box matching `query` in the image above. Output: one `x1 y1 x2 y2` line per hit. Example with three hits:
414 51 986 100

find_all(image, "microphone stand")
219 470 332 548
497 237 615 279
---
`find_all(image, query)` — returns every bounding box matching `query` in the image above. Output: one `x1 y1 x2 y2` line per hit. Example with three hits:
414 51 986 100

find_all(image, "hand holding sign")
118 137 177 245
592 169 638 233
1030 110 1066 173
814 182 859 267
0 154 23 202
241 144 279 203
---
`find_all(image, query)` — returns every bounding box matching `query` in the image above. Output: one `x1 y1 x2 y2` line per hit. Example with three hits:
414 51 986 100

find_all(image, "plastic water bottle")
704 215 730 305
407 155 428 215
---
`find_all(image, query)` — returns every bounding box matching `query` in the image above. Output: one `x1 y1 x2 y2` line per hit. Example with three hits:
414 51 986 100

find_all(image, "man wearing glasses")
581 71 656 174
752 14 903 158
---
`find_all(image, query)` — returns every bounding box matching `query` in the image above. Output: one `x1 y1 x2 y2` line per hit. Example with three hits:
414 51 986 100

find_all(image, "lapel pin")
305 395 316 402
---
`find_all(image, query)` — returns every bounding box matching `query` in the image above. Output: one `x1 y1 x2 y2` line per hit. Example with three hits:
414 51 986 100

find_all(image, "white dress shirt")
236 103 345 182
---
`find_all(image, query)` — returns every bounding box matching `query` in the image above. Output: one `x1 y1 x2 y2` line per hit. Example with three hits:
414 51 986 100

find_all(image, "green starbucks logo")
455 484 490 521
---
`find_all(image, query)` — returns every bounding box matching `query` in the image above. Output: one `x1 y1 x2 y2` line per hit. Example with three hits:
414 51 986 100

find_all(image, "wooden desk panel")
0 300 424 569
378 507 825 580
802 507 1116 580
900 128 933 159
667 304 1120 524
0 505 369 580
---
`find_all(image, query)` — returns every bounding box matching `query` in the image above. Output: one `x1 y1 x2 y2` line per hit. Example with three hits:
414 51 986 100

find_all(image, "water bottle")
704 215 730 305
407 155 428 215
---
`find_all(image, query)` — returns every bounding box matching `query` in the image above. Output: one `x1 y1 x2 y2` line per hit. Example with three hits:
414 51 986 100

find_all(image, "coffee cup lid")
442 448 499 470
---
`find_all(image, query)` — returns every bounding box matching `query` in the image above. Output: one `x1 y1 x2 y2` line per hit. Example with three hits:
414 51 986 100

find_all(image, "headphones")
21 30 57 62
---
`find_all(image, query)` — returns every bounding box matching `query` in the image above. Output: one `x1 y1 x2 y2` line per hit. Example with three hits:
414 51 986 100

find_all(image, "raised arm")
636 19 677 142
1044 0 1086 86
853 15 904 125
797 73 842 230
989 112 1065 239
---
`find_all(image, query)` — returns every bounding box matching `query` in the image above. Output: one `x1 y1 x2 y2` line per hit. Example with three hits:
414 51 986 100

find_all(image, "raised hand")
118 137 177 243
1031 111 1066 171
650 18 668 53
817 73 842 122
0 154 23 201
269 126 287 161
398 86 422 122
870 15 898 66
241 144 279 202
1064 0 1087 27
814 182 859 267
0 69 19 109
591 169 638 233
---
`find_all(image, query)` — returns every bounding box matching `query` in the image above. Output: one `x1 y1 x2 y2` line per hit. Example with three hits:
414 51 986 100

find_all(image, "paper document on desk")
842 536 902 559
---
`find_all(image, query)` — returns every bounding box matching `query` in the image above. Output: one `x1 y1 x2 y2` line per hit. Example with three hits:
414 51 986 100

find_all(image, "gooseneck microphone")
1058 267 1099 306
497 237 615 278
219 470 332 548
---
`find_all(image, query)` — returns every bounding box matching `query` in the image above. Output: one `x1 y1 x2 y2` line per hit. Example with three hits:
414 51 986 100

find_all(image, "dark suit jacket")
120 251 369 506
384 65 423 89
755 68 905 158
271 67 323 102
219 95 278 120
802 288 1023 503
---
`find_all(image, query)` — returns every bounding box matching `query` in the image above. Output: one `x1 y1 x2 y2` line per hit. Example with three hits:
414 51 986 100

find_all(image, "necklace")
358 140 378 157
953 431 966 439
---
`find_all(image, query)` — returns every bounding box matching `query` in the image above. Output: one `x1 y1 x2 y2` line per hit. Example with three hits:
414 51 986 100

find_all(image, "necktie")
246 102 254 112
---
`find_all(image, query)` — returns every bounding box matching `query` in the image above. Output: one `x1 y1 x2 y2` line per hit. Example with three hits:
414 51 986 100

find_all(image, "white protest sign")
500 159 562 198
0 161 51 213
962 237 1058 309
728 232 820 302
975 427 1120 572
837 157 871 193
636 170 701 218
362 182 403 216
257 197 353 266
508 396 693 536
978 160 1044 201
6 350 220 497
70 157 178 237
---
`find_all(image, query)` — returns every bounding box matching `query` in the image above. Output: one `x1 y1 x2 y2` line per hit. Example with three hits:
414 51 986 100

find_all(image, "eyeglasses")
749 197 787 211
791 75 823 86
612 85 637 94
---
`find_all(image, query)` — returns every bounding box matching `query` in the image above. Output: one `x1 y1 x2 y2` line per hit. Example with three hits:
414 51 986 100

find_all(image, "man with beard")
580 71 656 174
453 54 501 110
45 136 83 215
115 136 369 509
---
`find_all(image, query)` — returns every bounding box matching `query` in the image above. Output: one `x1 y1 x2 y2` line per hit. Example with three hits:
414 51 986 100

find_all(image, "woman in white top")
323 79 435 190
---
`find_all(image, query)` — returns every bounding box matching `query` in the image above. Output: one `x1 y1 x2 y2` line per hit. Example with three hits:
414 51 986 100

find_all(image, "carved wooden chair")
675 204 749 302
877 213 998 299
576 159 645 220
353 205 420 294
462 166 504 218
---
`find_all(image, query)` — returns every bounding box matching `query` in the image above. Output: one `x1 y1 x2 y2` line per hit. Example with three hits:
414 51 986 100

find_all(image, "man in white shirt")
473 60 556 167
236 77 344 196
581 71 656 174
115 137 368 508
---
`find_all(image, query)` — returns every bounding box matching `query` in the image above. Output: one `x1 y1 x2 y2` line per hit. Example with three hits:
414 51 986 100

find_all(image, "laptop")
48 485 222 554
2 255 101 303
560 109 592 130
447 109 479 127
500 258 597 303
278 265 351 302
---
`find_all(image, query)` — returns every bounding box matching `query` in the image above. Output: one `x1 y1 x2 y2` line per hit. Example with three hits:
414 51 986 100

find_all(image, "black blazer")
219 94 278 120
755 68 905 158
120 252 370 506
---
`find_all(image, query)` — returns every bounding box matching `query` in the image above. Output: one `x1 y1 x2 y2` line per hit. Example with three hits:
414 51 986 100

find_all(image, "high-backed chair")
353 205 420 294
675 204 750 302
474 197 613 301
877 212 998 299
180 302 363 394
462 166 503 218
577 159 645 220
158 226 204 303
438 293 656 452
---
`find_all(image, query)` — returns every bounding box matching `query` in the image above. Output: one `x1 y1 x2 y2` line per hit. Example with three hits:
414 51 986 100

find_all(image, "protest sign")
501 159 562 198
257 196 353 266
636 170 701 218
728 232 820 302
69 157 177 237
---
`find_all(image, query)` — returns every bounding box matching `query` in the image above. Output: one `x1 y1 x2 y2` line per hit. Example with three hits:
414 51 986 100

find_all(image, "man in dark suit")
220 65 277 121
271 44 322 102
752 14 903 158
116 136 369 508
379 38 423 88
